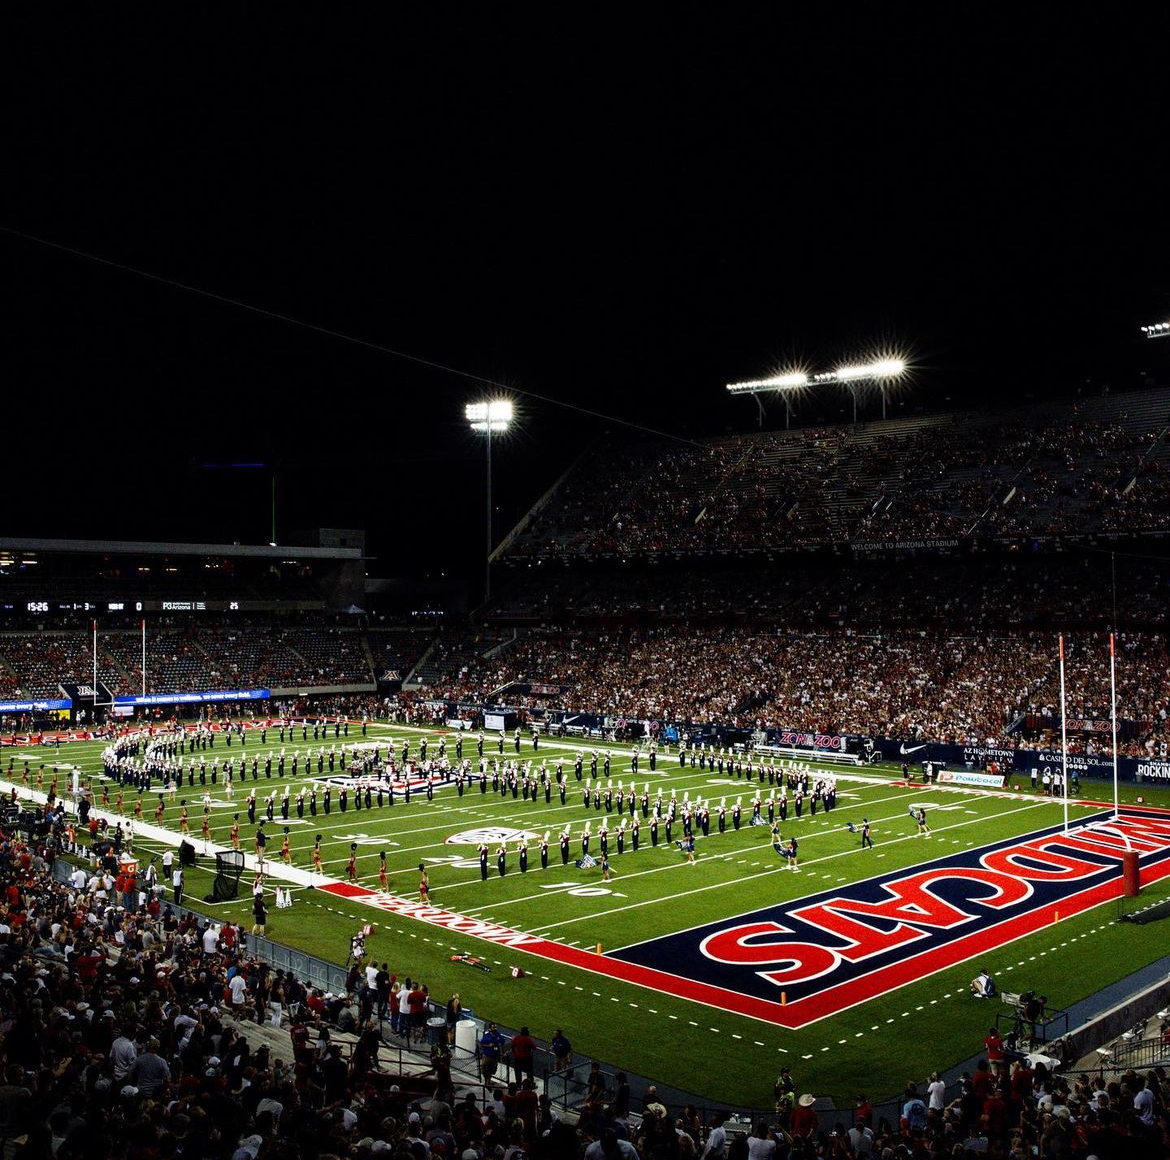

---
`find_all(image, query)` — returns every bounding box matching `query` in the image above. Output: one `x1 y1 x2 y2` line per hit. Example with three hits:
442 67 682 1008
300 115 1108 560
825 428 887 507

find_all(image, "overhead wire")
1 225 703 447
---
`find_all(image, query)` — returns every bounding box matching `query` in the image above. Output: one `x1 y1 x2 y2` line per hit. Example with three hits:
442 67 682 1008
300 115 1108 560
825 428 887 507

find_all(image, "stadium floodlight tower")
1140 321 1170 339
466 399 513 601
725 371 809 428
726 357 905 426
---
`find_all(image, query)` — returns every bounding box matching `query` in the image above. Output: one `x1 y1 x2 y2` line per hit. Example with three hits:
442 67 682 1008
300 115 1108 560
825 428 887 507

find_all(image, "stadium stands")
501 386 1170 560
8 794 1167 1160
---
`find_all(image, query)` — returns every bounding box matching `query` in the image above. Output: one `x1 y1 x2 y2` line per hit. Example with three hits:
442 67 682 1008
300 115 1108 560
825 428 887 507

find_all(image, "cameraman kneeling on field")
970 966 996 998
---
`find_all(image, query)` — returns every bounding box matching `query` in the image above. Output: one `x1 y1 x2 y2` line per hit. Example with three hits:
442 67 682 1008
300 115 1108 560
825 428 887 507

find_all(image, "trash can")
427 1016 447 1047
455 1018 478 1056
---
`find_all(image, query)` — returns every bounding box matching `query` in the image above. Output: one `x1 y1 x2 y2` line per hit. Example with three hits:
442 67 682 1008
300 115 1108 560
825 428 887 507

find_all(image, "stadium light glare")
835 358 906 380
727 352 908 425
467 399 513 601
465 399 514 430
1141 321 1170 338
726 372 809 394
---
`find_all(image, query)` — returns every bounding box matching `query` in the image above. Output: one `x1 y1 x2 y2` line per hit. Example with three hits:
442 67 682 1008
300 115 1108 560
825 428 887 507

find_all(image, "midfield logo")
610 809 1170 1027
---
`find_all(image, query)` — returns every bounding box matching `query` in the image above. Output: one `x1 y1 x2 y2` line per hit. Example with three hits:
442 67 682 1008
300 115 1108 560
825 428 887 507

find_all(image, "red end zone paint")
318 809 1170 1029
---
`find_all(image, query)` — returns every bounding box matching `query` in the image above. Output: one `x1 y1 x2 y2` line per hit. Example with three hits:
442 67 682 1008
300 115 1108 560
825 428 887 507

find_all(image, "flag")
846 822 857 834
575 854 597 869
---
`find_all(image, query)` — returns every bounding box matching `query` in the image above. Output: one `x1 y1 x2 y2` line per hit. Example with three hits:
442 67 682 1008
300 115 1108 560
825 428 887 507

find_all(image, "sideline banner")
114 688 270 705
938 769 1006 789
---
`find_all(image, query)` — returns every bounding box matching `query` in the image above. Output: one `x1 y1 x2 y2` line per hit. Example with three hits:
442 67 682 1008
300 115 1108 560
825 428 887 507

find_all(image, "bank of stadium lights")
726 357 907 425
465 400 514 431
1141 322 1170 339
466 400 513 602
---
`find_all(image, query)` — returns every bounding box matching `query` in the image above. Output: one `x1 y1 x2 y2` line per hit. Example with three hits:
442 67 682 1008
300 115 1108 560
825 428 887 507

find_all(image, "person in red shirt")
855 1094 873 1127
970 1059 992 1099
984 1026 1006 1074
509 1025 537 1085
982 1083 1009 1136
791 1094 819 1140
1008 1058 1034 1107
407 983 426 1042
75 946 104 983
509 1078 539 1140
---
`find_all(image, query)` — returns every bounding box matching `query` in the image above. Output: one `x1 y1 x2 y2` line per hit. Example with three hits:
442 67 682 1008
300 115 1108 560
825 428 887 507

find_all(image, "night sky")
5 7 1169 579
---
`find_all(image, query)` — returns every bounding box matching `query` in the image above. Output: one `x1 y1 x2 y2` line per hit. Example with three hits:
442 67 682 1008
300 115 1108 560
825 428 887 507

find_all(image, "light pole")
466 400 513 601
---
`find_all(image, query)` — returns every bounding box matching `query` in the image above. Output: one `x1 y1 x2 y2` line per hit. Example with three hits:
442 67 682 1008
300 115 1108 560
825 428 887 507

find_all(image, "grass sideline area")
21 720 1170 1110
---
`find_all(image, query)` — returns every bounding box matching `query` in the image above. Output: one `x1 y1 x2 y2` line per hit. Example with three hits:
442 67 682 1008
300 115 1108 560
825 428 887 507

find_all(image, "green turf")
20 724 1170 1110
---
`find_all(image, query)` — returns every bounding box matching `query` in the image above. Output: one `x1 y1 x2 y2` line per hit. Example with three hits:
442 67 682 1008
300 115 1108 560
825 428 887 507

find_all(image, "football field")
24 721 1170 1109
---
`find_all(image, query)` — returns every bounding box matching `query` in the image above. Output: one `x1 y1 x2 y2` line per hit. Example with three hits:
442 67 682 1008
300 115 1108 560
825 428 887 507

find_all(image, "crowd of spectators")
2 814 1168 1160
0 622 377 700
1 818 595 1160
502 386 1170 561
422 624 1170 757
2 547 1169 759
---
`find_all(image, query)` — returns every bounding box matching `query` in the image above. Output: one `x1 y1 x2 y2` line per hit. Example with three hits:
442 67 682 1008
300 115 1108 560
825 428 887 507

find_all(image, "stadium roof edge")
0 537 363 561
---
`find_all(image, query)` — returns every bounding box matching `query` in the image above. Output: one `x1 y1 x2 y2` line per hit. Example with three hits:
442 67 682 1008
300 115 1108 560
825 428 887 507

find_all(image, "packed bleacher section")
429 552 1170 758
421 625 1170 758
3 547 1170 757
1 631 125 698
0 618 385 699
501 386 1170 560
6 807 1167 1160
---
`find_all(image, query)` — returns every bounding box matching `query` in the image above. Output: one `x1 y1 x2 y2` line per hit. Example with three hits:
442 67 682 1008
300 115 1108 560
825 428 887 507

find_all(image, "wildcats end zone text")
320 809 1170 1028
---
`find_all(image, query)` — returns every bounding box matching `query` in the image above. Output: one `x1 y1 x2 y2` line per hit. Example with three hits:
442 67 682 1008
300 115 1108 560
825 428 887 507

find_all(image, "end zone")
319 809 1170 1028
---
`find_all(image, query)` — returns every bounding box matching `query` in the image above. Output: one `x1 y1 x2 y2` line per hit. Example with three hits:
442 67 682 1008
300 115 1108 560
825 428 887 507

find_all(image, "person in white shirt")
202 924 220 955
927 1071 947 1111
228 971 250 1018
847 1123 875 1156
396 980 411 1035
584 1128 639 1159
109 1030 138 1080
1134 1079 1155 1125
173 1007 199 1053
746 1120 777 1159
702 1114 727 1159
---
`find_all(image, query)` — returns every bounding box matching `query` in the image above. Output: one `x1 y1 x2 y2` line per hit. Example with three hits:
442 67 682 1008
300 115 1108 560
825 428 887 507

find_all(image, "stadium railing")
754 744 864 767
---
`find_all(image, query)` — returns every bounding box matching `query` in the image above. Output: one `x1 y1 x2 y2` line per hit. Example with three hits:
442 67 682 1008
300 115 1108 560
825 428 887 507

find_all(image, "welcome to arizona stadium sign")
322 808 1170 1029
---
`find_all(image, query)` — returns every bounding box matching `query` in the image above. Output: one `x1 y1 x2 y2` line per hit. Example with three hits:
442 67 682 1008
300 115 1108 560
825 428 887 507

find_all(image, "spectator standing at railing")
510 1024 537 1085
551 1027 573 1072
926 1071 946 1112
479 1021 505 1084
985 1026 1006 1074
